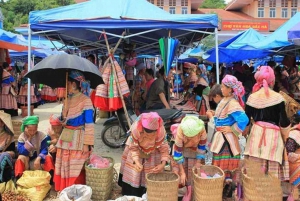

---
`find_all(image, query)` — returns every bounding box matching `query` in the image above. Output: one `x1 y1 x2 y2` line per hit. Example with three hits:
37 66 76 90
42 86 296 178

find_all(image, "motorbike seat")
142 109 182 121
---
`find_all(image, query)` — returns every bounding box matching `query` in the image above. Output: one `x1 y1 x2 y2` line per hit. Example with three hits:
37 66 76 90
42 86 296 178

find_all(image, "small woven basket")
85 156 114 201
146 172 179 201
242 172 282 201
193 165 225 201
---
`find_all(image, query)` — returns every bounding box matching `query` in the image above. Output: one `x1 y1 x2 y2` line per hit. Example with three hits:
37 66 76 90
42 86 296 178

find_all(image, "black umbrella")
25 54 104 88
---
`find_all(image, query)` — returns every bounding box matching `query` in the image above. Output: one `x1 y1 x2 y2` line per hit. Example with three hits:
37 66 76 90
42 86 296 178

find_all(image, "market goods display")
2 191 31 201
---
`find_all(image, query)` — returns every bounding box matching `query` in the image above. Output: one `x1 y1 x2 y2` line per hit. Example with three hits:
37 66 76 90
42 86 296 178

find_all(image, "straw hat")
0 111 14 135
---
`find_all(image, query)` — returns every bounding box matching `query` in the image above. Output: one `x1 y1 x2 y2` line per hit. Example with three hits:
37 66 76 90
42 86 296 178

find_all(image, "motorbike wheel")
101 123 127 148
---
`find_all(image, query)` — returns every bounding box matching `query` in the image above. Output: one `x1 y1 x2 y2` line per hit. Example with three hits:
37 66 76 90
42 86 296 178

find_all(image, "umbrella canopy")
288 21 300 46
159 37 180 75
25 54 103 88
0 111 14 135
0 29 30 52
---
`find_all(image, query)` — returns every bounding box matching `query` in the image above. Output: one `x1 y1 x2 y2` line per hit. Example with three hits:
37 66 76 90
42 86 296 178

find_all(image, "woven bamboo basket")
12 120 22 142
146 172 179 201
242 172 282 201
280 91 300 120
193 165 224 201
85 156 114 201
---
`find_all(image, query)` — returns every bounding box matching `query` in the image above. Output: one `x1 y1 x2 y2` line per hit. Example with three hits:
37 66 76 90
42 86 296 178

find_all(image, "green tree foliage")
0 0 74 32
200 0 226 9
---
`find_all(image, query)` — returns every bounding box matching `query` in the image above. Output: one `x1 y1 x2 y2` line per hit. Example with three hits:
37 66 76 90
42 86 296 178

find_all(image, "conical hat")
0 111 14 135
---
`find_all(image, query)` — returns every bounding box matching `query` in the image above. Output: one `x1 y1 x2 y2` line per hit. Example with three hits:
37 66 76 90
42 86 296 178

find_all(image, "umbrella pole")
103 31 132 128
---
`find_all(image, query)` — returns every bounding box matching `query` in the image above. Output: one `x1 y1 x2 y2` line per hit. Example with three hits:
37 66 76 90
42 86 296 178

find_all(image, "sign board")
221 21 269 31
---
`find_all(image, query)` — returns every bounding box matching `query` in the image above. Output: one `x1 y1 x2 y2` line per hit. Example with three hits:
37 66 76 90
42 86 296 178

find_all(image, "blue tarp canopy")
0 29 30 51
28 0 218 55
288 20 300 46
252 12 300 49
204 28 272 63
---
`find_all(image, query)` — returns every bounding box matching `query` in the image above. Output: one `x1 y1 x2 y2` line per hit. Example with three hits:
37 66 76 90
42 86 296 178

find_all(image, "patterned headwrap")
252 66 275 97
69 70 91 96
21 116 39 132
180 116 205 137
222 75 245 107
141 112 162 131
49 114 62 126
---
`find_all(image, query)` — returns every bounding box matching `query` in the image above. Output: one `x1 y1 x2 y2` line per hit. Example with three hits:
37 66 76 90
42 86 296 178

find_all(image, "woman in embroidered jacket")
15 116 54 179
208 75 249 179
244 66 290 181
54 70 94 191
0 111 16 183
286 111 300 190
0 62 18 117
118 112 169 197
172 116 207 186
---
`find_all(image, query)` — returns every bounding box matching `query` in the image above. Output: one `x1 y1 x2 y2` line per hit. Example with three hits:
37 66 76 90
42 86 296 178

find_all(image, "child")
47 114 63 162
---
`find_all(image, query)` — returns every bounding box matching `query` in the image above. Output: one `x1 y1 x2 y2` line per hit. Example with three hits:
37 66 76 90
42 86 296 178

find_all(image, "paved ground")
12 102 123 201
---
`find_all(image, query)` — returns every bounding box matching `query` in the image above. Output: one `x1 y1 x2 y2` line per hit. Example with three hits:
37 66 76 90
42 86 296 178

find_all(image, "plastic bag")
17 170 51 201
0 179 16 193
59 184 92 201
182 185 192 201
89 154 110 168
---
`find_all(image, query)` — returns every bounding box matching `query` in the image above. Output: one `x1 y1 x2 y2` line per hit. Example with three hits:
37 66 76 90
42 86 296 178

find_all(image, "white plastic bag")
59 185 92 201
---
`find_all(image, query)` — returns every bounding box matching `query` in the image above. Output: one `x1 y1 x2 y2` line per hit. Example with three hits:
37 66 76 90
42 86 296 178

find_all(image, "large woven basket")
85 156 114 201
146 172 179 201
242 172 282 201
193 165 224 201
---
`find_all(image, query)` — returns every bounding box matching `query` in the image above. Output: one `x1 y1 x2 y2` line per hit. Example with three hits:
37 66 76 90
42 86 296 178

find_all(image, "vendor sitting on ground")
47 114 63 162
118 112 170 197
0 111 16 183
15 116 55 181
172 116 207 186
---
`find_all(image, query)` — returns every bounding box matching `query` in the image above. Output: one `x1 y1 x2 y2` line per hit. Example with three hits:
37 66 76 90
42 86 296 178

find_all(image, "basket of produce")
85 154 115 201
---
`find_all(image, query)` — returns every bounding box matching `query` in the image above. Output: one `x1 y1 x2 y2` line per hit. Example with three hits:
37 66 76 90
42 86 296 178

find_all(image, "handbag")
60 128 75 142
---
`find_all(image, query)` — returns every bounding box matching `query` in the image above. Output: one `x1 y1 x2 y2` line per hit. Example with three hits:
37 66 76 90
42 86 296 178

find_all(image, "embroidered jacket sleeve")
229 111 249 136
158 140 170 162
129 136 141 162
83 98 95 145
17 134 32 156
196 130 207 160
39 135 51 164
173 128 184 164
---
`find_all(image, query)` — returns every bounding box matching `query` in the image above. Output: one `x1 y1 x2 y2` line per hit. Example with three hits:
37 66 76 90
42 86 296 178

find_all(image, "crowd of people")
0 62 66 117
1 55 300 200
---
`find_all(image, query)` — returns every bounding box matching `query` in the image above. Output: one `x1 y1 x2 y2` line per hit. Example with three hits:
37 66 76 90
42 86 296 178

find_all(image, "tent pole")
27 26 32 116
215 28 220 84
176 56 178 98
103 31 131 128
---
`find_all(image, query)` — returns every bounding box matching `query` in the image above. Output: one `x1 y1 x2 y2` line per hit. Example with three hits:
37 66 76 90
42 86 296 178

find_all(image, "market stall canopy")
28 0 218 55
288 20 300 46
203 28 271 63
252 12 300 49
0 29 31 51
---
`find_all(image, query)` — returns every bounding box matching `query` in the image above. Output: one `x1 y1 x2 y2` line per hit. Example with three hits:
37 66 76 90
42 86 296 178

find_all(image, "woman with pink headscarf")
118 112 169 197
244 66 290 184
208 74 249 200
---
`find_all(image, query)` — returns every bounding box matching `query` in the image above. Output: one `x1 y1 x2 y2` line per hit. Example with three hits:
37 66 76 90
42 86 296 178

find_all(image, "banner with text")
221 21 269 31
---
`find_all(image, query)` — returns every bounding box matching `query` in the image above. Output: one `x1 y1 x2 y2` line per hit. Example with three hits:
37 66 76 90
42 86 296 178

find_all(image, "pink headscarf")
222 75 245 107
252 66 275 96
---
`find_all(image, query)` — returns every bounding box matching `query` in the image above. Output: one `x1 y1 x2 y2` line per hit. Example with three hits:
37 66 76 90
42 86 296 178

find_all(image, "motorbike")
101 107 185 148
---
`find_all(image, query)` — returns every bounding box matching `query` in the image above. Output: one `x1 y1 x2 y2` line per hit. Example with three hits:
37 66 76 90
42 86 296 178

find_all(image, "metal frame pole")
215 28 220 84
27 26 32 116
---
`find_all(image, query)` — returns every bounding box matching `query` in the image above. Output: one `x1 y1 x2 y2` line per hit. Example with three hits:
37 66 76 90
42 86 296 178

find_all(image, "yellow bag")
17 170 51 201
5 180 17 192
0 182 5 193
